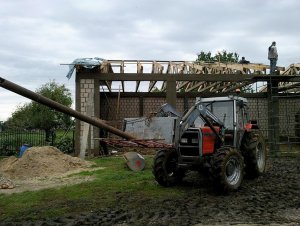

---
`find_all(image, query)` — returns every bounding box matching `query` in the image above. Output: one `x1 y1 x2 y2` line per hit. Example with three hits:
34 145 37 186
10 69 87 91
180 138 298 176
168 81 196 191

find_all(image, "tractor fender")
238 128 259 149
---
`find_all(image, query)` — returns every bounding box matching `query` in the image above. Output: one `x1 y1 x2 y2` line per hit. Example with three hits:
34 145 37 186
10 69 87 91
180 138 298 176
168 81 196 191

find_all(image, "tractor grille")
178 130 200 157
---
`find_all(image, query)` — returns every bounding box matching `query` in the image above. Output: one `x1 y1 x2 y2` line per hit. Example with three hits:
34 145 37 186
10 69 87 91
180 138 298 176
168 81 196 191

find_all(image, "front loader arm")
179 102 225 144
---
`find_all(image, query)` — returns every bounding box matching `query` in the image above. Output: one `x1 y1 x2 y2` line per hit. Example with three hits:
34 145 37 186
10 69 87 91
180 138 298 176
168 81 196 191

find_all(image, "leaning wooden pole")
0 77 135 140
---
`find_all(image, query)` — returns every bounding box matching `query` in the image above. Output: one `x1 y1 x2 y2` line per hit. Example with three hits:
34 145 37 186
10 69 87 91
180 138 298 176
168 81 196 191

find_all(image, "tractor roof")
196 96 248 103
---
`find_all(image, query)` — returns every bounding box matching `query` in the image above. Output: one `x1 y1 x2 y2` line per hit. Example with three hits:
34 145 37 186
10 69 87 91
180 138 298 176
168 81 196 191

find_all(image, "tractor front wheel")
211 147 244 192
152 149 184 187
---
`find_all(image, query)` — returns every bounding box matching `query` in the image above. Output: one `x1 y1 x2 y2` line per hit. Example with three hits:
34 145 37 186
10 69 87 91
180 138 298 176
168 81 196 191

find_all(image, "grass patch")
0 156 184 221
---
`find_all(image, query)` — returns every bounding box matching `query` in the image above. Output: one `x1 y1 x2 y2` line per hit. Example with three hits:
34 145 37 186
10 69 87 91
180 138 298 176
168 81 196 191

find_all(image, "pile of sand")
0 146 93 180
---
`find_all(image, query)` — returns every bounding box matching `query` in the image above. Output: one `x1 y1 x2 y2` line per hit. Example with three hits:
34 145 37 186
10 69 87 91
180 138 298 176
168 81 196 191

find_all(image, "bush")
0 139 17 156
55 136 74 154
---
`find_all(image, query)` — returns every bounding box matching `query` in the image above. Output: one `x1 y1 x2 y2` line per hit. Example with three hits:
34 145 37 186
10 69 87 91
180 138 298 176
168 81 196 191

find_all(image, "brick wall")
279 98 300 137
76 79 97 151
247 98 268 137
100 95 300 138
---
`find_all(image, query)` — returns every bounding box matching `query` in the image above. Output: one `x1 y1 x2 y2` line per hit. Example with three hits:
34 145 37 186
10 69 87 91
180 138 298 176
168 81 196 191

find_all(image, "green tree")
0 120 4 131
196 50 239 63
4 104 32 129
196 51 215 62
5 81 73 137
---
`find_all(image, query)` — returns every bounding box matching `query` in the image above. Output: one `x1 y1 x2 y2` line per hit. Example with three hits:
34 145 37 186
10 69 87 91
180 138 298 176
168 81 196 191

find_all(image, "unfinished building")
73 59 300 155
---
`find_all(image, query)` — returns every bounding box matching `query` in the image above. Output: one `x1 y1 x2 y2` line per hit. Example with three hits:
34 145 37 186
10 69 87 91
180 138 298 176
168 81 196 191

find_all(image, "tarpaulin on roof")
66 57 105 79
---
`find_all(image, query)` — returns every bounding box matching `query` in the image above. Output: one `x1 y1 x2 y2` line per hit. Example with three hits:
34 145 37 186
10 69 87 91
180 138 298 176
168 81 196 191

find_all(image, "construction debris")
123 152 145 171
0 174 15 189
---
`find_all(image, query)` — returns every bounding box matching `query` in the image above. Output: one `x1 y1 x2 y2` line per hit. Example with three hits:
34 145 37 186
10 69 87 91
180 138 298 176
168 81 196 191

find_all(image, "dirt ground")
0 167 103 195
1 156 299 226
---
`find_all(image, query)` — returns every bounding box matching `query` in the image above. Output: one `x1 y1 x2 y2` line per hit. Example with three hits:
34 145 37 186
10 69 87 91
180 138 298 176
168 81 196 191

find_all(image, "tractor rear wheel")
211 147 244 192
152 149 184 187
242 131 267 178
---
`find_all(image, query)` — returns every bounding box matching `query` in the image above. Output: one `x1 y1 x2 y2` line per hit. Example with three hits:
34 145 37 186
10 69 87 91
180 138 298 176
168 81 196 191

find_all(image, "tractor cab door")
236 100 249 147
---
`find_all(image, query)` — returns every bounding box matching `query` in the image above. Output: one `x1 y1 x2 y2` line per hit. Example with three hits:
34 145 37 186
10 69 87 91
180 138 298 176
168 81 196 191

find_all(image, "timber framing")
78 72 300 82
100 91 300 99
76 60 300 93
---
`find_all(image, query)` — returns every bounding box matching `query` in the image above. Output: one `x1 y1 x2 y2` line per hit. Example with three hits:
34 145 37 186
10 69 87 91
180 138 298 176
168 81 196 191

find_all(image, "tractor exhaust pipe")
0 77 135 140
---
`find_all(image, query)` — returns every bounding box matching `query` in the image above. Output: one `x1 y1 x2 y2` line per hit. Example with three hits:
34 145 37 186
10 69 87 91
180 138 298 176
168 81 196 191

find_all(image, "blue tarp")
66 57 105 79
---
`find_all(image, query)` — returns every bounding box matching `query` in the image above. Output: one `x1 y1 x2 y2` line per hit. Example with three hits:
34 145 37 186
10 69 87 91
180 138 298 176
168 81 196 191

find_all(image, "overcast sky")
1 0 300 121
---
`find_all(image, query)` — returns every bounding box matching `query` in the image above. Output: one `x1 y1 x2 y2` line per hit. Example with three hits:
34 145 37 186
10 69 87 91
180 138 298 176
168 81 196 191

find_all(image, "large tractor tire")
152 149 184 187
211 147 244 192
242 131 267 178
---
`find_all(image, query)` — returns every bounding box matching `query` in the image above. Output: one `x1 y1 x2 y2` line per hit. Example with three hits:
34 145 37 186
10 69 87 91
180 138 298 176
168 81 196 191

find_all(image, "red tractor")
153 96 267 192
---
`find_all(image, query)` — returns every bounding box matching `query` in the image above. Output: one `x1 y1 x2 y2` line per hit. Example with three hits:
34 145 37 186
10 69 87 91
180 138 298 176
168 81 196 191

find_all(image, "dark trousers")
270 58 277 74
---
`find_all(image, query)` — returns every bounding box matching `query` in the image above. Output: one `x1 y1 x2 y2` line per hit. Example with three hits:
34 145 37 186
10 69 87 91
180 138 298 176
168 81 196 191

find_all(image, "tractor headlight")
191 138 198 144
181 138 188 143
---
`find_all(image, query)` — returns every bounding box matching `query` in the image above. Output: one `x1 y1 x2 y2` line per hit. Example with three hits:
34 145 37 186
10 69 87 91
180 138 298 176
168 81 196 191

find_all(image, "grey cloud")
0 0 300 120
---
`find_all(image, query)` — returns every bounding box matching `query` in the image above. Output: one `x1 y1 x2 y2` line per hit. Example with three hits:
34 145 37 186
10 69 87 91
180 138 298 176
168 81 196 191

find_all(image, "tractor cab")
195 96 249 148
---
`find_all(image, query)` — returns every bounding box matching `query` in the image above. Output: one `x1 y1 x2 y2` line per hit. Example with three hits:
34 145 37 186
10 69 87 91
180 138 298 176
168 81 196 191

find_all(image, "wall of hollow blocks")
77 79 96 150
100 96 300 138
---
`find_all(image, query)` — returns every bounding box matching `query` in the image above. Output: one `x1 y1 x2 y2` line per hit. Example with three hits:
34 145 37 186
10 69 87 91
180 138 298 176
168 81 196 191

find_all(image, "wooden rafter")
75 59 300 93
149 61 164 92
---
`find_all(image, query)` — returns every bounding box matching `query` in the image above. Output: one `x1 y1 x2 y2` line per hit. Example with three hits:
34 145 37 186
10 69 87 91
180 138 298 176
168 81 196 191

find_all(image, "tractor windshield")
195 101 234 130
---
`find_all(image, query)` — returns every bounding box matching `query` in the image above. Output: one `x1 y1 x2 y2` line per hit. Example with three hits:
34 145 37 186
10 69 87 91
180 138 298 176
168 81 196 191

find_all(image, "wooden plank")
121 61 125 92
136 62 143 92
82 73 255 81
278 83 300 92
222 82 253 93
78 72 300 83
149 61 163 91
104 60 284 73
210 82 232 93
195 82 222 93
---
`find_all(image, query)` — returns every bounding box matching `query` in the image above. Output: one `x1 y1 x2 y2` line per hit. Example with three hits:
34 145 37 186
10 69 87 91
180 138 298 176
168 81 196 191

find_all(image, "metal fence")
0 130 52 156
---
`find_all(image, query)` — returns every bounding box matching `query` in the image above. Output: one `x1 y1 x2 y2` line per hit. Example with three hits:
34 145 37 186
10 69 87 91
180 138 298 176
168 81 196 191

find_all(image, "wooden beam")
197 82 222 93
136 61 143 92
102 91 298 99
77 72 300 84
120 61 125 92
166 80 176 107
221 82 253 93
